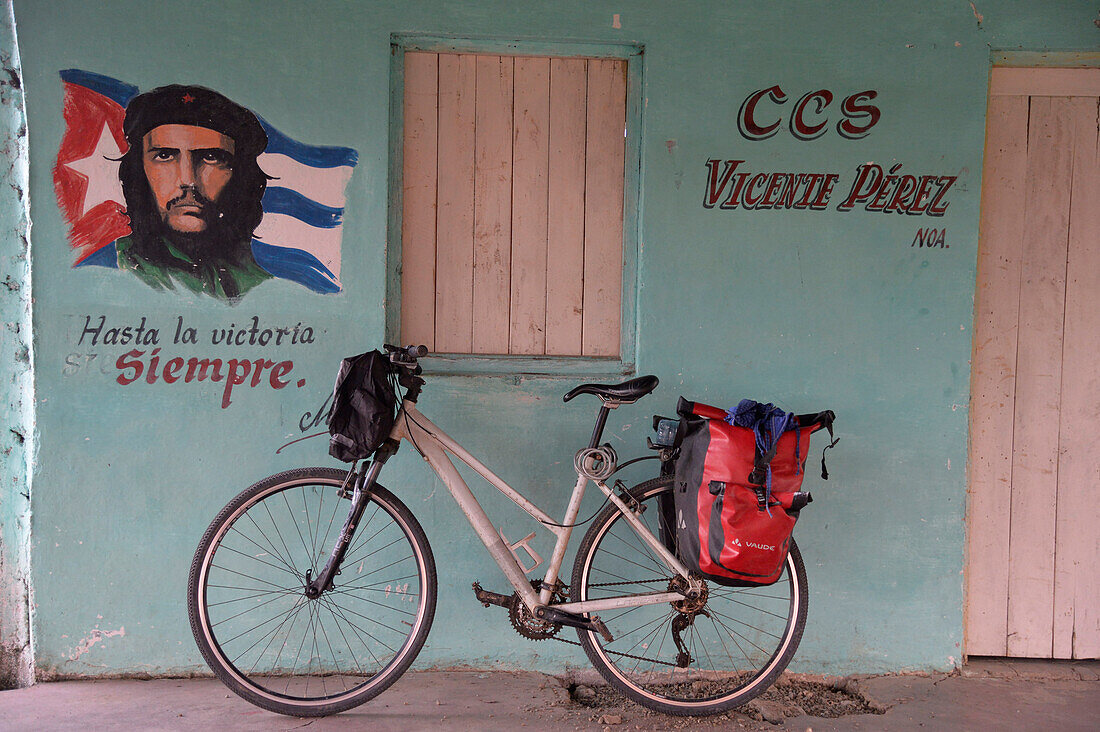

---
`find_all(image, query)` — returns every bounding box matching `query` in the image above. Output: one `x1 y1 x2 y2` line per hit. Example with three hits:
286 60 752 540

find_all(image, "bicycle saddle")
562 375 659 404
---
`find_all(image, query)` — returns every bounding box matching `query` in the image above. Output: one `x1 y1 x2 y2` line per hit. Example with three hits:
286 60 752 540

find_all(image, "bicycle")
187 344 808 717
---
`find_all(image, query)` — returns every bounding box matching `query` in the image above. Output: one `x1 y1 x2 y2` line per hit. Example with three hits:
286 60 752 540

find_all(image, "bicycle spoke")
283 491 314 571
266 598 309 679
244 597 308 676
321 594 398 656
708 609 772 657
584 565 668 593
329 573 421 591
706 612 744 675
605 526 666 575
312 488 329 571
323 598 406 642
286 604 313 695
708 605 785 641
319 596 384 671
315 603 348 693
262 500 304 580
718 594 792 622
237 513 301 579
321 599 366 681
315 492 347 578
212 590 304 630
210 564 298 593
710 586 791 601
305 488 323 570
343 505 381 559
216 542 303 581
326 587 420 616
221 597 309 648
206 582 301 597
207 587 301 608
626 613 674 676
341 533 407 576
692 621 721 679
341 551 416 585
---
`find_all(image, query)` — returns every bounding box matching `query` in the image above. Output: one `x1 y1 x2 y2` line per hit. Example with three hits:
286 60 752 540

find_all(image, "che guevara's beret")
122 84 268 158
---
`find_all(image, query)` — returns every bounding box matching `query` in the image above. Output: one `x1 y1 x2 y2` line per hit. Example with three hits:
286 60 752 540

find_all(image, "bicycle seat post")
588 402 615 449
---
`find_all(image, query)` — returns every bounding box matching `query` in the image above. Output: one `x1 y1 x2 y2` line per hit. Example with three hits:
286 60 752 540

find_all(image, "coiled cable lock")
574 445 618 481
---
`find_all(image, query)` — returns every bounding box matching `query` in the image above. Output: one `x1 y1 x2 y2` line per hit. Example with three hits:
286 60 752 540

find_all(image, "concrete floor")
1 661 1097 731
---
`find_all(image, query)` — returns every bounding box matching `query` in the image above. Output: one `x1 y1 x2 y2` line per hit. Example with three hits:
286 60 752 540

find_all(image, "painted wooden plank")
991 67 1100 97
400 51 438 350
472 55 514 355
1006 96 1073 658
545 58 588 356
509 56 550 355
1053 96 1100 660
434 53 476 353
395 34 643 62
581 58 626 357
965 93 1029 658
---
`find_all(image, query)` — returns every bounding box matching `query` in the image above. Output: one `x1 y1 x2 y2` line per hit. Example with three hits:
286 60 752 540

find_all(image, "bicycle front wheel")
188 467 436 716
571 475 808 716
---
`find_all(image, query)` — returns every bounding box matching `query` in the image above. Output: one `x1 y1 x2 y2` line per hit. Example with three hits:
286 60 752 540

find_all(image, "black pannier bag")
672 397 836 586
327 350 398 462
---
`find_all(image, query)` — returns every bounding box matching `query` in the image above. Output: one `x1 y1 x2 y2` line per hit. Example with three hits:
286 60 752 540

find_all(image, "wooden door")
967 68 1100 659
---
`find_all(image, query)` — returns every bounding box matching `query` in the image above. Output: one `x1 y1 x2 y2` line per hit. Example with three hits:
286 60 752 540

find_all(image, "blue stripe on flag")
59 69 138 107
75 242 120 268
251 240 341 294
261 187 344 228
258 118 359 168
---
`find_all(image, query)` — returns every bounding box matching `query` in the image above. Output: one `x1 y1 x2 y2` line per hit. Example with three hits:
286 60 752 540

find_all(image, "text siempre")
72 315 316 409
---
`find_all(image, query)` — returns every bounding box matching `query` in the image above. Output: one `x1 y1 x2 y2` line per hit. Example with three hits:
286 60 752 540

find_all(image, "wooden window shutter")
400 52 627 357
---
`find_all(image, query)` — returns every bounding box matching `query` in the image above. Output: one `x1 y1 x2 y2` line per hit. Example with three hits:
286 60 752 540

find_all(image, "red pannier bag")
672 397 835 586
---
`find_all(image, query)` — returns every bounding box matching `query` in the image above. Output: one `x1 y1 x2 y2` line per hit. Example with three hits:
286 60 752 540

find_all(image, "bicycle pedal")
471 581 511 609
590 615 615 643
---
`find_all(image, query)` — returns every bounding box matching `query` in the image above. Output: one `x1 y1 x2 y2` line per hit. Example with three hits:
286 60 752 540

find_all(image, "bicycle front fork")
304 445 393 598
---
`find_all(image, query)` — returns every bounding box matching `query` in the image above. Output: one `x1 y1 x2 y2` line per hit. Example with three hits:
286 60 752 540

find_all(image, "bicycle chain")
543 578 681 668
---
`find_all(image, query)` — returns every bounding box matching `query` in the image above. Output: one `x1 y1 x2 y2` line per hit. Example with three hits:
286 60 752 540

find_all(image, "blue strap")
725 399 797 514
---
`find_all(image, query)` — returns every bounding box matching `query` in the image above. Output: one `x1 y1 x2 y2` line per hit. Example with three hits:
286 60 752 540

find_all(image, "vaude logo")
731 537 775 551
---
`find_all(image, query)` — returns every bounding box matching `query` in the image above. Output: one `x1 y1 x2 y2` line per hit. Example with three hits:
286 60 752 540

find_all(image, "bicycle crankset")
472 579 566 641
509 593 561 640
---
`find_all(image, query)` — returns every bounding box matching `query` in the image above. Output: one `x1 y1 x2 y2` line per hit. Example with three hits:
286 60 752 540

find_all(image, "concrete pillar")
0 0 34 690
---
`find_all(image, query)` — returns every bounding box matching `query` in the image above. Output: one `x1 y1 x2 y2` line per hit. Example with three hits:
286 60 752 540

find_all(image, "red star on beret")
181 93 195 104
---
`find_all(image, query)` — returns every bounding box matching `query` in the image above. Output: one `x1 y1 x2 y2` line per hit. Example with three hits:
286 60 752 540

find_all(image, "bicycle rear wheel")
571 475 808 716
188 467 436 716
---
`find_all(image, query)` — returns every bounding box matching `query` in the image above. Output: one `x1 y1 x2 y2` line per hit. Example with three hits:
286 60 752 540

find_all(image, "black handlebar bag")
673 400 835 586
327 350 398 462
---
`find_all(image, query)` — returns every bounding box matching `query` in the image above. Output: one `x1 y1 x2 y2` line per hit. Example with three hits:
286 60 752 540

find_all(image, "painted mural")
53 70 357 299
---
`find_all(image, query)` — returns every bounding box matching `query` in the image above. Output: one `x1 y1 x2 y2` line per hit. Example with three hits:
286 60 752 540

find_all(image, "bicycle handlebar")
384 343 429 364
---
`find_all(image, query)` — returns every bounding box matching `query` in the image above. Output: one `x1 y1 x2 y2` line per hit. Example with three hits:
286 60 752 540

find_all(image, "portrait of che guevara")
116 84 272 299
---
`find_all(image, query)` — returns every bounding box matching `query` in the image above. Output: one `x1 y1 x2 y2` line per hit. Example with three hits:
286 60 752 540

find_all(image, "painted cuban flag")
53 69 357 294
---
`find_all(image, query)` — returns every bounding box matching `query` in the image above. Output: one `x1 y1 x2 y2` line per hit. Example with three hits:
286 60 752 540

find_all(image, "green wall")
0 0 33 689
6 0 1098 678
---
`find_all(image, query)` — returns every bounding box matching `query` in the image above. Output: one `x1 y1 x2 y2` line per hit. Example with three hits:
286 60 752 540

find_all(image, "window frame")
386 35 645 377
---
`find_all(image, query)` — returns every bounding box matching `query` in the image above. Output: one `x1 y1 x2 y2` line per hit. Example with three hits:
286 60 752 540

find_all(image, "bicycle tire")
187 467 436 716
570 475 808 716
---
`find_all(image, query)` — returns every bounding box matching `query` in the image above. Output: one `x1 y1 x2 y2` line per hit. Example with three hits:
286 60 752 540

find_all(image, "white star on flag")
64 122 125 218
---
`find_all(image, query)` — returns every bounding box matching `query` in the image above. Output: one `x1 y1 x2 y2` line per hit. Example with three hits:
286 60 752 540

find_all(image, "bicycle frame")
391 400 695 615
